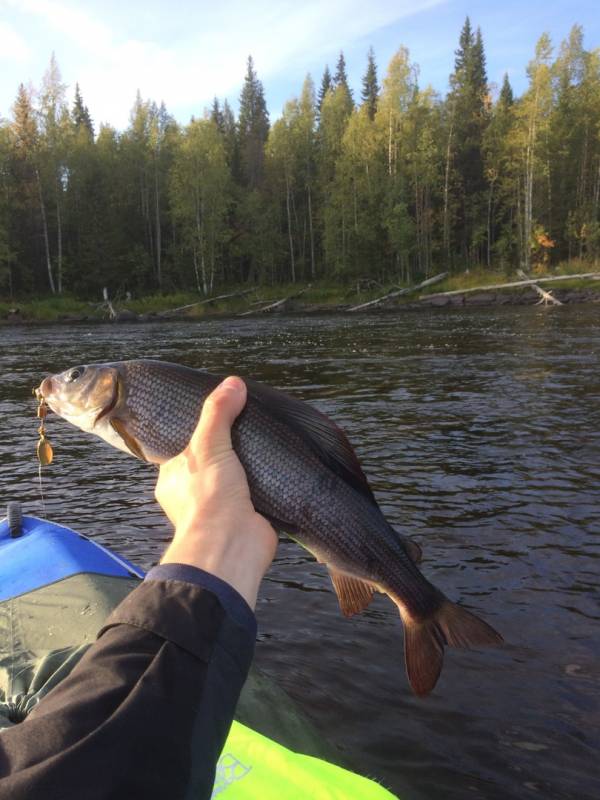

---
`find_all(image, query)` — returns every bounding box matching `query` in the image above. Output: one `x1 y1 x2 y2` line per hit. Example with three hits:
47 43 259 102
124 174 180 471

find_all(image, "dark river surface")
1 306 599 800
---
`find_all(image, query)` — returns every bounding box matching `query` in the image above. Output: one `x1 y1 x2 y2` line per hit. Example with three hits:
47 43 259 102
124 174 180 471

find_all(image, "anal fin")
328 568 375 618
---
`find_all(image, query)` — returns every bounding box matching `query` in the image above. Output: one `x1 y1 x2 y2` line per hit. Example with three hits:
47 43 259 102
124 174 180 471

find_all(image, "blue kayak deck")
0 516 144 602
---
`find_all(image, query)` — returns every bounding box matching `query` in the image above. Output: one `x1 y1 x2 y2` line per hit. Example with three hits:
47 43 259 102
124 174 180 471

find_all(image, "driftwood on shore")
94 288 118 319
419 271 600 301
517 270 562 306
238 287 309 316
348 272 449 311
159 289 254 317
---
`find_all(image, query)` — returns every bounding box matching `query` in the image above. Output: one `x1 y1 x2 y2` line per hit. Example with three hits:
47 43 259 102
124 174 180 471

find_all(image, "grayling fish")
37 359 502 695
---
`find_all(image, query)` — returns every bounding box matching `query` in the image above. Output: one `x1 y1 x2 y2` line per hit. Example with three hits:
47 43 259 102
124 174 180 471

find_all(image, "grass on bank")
2 261 599 322
418 260 600 297
0 295 90 322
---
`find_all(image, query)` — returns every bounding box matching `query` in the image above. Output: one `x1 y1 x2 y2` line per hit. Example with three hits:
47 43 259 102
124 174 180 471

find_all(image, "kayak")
0 506 398 799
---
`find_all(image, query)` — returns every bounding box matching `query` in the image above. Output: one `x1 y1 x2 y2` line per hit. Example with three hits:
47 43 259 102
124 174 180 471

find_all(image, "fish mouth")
94 374 121 427
35 377 54 401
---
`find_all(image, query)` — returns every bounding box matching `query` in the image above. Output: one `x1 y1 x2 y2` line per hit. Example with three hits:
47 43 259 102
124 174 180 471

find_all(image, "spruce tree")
238 55 269 188
472 28 487 100
447 17 490 265
218 99 240 180
318 65 332 115
454 17 473 75
11 85 40 288
334 51 353 99
73 83 94 139
361 47 379 120
483 72 517 268
0 127 16 297
210 97 224 133
499 73 514 108
12 83 38 156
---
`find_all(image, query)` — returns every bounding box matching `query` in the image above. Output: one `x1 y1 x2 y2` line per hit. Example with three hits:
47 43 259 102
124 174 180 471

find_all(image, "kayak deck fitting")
0 508 397 799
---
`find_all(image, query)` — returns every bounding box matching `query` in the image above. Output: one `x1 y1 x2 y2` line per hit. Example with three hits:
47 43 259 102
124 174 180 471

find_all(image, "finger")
190 376 247 457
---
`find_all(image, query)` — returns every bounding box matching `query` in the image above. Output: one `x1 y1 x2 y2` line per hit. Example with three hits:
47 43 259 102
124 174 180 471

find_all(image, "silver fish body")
38 359 501 695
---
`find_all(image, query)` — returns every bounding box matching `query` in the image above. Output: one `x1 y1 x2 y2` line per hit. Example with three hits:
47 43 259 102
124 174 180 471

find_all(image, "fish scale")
38 358 502 696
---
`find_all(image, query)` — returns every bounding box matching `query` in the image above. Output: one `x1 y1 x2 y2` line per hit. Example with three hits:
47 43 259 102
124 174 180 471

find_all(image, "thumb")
191 376 247 458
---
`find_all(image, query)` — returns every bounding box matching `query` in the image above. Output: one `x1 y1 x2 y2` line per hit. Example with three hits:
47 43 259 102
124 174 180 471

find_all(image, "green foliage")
446 17 490 265
1 295 89 321
334 52 353 101
238 56 269 188
318 65 332 115
266 76 318 283
1 34 599 304
169 118 231 294
361 47 379 120
72 83 94 140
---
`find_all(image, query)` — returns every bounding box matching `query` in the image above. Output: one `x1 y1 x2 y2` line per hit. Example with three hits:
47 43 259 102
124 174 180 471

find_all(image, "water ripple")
1 306 599 800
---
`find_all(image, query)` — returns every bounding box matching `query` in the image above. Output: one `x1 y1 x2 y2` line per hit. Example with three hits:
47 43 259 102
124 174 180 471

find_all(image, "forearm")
161 520 272 610
0 573 256 800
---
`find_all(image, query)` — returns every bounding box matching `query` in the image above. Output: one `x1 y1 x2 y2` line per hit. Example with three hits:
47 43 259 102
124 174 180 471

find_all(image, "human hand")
156 376 278 609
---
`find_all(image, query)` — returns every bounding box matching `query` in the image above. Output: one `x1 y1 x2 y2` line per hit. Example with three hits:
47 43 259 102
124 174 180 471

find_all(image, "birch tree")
517 34 553 270
268 102 300 282
315 84 353 275
375 47 418 280
483 74 519 267
170 119 230 294
39 54 69 293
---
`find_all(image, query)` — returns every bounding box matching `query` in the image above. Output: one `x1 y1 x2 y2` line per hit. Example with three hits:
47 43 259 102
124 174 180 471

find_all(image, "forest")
0 19 599 301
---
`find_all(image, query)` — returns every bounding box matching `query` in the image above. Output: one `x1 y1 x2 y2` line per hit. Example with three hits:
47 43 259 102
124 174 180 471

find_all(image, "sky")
1 0 599 130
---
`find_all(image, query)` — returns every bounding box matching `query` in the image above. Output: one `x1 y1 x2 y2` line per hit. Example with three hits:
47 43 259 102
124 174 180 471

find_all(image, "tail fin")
400 599 503 697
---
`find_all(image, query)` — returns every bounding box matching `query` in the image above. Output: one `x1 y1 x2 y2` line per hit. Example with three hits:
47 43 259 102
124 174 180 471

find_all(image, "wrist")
161 525 265 609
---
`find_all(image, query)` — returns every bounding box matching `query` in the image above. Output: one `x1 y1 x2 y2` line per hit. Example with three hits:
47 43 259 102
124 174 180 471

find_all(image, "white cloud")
0 20 31 62
1 0 447 126
3 0 112 48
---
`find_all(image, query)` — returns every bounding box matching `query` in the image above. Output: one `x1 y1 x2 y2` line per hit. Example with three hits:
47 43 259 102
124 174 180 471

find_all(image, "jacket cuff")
98 580 225 661
145 563 257 641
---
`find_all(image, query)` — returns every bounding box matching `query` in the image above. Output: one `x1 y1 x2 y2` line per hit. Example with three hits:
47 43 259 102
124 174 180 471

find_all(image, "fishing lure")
35 394 54 465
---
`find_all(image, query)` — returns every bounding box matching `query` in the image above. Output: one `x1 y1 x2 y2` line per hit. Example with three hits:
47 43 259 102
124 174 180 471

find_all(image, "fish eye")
66 366 85 383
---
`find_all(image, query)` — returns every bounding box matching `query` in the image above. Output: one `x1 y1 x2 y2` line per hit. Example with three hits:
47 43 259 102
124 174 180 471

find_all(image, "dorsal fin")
245 379 377 505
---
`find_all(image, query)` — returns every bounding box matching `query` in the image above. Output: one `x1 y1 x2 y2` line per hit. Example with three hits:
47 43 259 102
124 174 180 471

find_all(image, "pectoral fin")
328 568 375 617
110 418 147 462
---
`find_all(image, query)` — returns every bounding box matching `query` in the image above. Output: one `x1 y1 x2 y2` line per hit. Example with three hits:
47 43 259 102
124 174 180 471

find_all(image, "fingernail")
221 376 244 392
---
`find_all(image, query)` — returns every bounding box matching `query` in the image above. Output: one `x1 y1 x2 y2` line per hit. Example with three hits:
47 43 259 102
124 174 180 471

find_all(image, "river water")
1 306 599 800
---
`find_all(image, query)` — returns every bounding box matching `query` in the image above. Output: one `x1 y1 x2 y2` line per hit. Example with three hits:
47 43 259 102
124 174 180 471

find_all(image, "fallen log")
517 270 562 306
419 271 600 301
100 287 117 320
238 287 309 316
349 272 449 311
159 289 254 317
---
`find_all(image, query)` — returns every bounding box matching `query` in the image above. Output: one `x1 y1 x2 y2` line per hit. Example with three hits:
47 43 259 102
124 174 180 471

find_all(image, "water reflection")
1 306 599 800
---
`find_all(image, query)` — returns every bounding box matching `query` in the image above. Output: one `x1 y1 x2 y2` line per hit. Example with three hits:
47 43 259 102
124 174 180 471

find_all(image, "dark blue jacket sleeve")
0 566 256 800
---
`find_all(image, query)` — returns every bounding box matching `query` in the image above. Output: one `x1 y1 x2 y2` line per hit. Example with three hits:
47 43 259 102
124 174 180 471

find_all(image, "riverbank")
2 265 599 324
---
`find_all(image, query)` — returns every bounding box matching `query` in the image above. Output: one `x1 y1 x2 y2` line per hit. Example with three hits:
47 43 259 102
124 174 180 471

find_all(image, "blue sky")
1 0 598 129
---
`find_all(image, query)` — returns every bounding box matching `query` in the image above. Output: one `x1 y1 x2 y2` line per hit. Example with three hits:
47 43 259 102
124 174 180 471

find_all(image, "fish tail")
397 598 503 697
